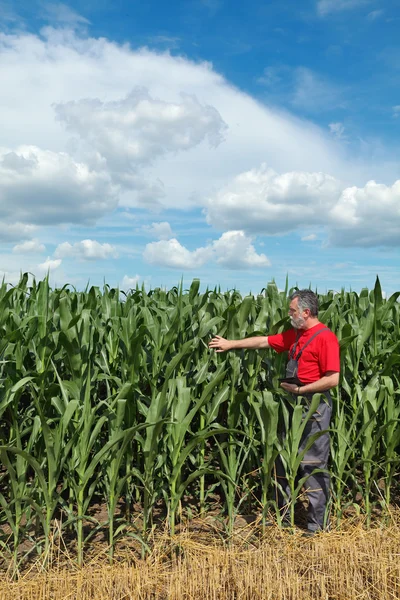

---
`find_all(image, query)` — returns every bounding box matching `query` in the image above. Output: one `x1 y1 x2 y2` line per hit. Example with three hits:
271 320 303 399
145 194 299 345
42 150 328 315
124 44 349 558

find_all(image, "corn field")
0 274 399 574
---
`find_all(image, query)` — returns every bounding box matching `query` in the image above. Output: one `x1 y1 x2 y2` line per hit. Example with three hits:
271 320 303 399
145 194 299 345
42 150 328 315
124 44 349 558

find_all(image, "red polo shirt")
268 322 340 384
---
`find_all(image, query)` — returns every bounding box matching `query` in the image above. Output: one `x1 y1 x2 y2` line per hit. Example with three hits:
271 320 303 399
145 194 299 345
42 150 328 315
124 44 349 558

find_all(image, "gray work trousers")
276 399 331 531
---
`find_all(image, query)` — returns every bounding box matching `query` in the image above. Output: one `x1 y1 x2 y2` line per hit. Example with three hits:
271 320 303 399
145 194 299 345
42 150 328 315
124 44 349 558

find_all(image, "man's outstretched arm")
209 335 270 353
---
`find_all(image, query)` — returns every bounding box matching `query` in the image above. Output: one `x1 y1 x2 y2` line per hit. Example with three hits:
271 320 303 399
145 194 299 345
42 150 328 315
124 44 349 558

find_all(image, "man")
208 289 340 533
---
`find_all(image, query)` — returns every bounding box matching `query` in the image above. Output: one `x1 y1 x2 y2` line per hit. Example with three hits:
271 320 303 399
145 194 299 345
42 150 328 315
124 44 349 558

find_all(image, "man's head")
288 289 319 329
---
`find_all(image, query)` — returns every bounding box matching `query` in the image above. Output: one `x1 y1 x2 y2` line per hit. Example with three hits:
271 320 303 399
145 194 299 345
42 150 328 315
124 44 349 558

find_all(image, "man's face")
288 297 307 329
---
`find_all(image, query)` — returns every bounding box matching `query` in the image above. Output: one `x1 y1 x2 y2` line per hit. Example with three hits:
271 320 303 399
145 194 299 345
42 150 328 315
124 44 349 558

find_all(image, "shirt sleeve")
318 333 340 373
268 329 296 353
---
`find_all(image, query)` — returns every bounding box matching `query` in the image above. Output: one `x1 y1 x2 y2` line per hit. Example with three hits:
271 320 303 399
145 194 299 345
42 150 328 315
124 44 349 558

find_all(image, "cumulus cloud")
143 231 270 270
38 257 62 272
142 221 174 240
0 222 37 242
54 239 119 260
329 180 400 246
0 21 397 285
206 165 400 247
121 274 141 288
212 231 270 268
0 146 117 225
144 238 211 269
205 165 341 234
119 177 166 209
12 239 46 253
301 234 317 242
0 26 362 217
54 89 227 179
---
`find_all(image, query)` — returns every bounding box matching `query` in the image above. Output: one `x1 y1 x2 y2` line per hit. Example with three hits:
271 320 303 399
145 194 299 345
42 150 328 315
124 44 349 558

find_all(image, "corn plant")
0 273 399 571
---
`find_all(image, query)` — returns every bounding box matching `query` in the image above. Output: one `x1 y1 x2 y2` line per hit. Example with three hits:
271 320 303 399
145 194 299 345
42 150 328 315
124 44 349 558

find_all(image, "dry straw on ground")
1 518 400 600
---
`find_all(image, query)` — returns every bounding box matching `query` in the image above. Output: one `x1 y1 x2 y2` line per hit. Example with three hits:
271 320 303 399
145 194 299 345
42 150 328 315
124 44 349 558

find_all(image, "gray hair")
290 289 319 317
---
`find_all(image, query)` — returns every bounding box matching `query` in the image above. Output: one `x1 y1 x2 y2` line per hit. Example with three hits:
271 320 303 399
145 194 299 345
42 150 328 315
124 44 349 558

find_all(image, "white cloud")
54 89 227 179
38 257 62 272
329 180 400 246
206 165 400 247
0 146 117 225
317 0 372 17
118 177 166 209
143 231 270 270
301 234 317 242
205 165 341 234
54 239 119 260
121 274 141 288
12 239 46 253
143 238 211 269
143 221 174 240
0 222 37 242
0 20 397 288
329 122 346 139
212 231 270 268
0 26 366 219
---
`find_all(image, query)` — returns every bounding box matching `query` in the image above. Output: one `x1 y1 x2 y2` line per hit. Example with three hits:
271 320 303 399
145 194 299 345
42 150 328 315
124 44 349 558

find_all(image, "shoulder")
284 327 297 339
317 326 339 346
315 323 336 335
268 327 296 351
281 328 298 345
322 325 338 338
306 323 337 342
269 327 296 340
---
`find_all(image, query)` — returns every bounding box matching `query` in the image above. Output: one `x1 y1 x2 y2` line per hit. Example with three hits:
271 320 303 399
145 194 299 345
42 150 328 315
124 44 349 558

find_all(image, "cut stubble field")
1 515 400 600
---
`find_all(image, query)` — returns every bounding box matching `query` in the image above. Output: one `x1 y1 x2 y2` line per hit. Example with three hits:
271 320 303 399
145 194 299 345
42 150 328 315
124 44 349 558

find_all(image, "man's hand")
280 382 301 394
280 371 339 396
209 335 270 352
209 335 232 353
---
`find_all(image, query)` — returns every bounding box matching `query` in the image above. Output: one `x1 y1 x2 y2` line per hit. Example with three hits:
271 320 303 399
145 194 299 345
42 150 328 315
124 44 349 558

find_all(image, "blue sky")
0 0 399 294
